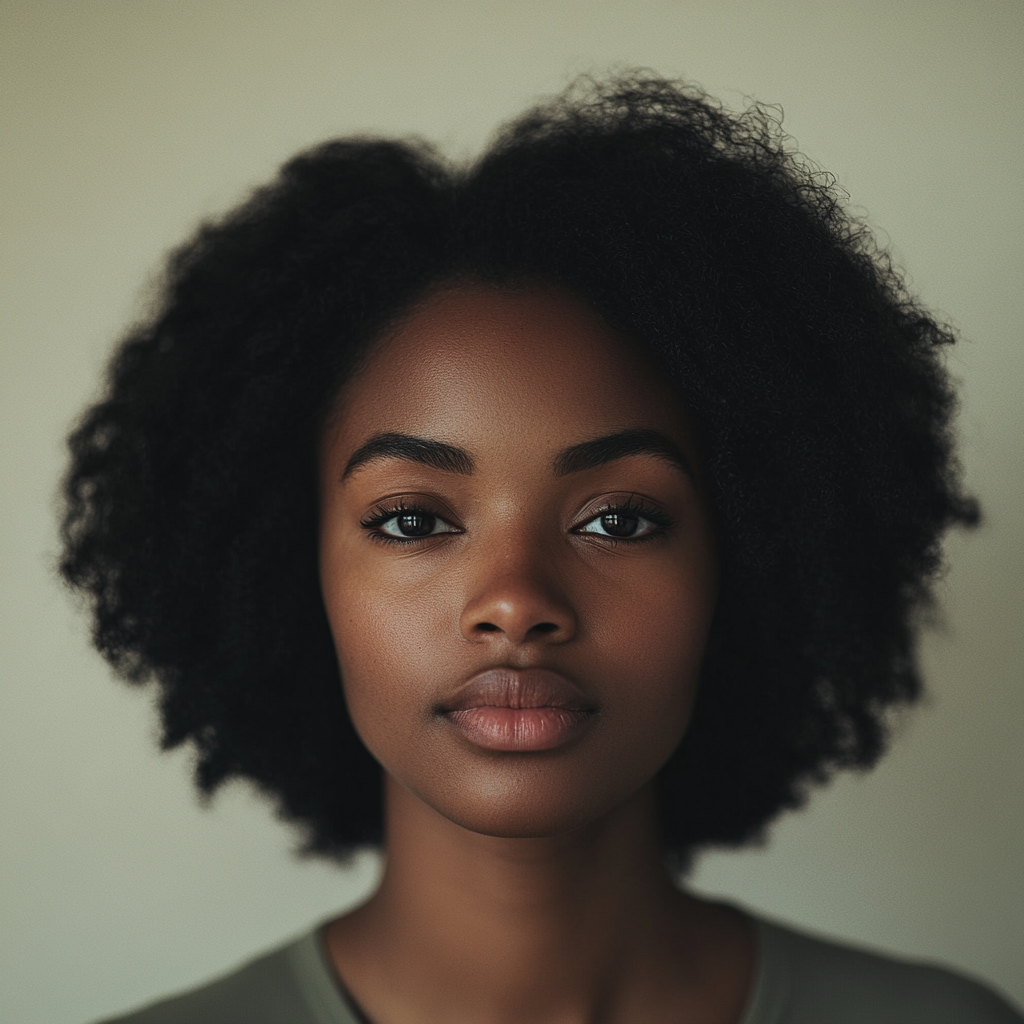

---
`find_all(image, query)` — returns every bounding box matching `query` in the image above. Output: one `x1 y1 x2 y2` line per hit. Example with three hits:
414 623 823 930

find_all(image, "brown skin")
318 282 753 1024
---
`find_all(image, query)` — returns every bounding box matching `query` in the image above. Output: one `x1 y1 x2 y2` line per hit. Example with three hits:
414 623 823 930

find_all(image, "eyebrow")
341 427 692 482
553 429 694 479
342 432 474 480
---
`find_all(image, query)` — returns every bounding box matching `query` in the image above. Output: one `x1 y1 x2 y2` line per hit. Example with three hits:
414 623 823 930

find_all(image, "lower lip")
445 707 593 752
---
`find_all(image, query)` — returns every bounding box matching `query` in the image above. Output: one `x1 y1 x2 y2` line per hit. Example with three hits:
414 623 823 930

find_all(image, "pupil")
398 513 435 537
602 513 638 537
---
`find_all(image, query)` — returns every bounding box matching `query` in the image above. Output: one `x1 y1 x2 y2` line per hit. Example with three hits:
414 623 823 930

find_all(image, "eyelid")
571 493 674 529
569 495 676 543
359 493 460 526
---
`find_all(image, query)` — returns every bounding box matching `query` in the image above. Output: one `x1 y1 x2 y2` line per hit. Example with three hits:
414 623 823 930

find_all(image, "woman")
63 75 1022 1023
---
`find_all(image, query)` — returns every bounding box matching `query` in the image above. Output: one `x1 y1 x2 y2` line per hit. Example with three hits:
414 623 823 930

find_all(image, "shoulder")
743 915 1023 1024
89 928 358 1024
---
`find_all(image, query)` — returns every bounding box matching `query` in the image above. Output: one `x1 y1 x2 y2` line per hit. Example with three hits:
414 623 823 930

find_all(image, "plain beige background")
1 2 1022 1021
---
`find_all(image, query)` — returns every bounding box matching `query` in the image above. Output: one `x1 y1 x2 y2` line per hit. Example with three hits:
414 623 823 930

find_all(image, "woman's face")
319 282 718 839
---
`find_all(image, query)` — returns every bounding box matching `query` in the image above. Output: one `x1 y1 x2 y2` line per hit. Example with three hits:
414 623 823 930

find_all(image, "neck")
325 776 753 1024
378 775 678 974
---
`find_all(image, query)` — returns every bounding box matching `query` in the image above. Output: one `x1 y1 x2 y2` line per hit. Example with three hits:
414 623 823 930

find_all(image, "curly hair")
60 74 978 860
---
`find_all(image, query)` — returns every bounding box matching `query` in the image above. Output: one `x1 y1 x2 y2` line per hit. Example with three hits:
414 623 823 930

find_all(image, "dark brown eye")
599 513 640 537
364 505 460 542
578 509 660 539
389 512 437 537
360 503 456 544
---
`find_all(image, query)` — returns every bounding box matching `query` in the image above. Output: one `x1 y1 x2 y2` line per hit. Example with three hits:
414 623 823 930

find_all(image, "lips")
439 668 597 752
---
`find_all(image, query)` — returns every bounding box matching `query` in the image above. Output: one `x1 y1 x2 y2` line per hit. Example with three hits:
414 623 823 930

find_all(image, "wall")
1 2 1021 1020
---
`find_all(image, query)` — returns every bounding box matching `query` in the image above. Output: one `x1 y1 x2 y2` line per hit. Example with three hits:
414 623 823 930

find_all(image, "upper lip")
439 668 596 713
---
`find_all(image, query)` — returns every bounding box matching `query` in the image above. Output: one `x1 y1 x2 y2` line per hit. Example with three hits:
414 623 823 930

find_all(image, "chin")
445 804 597 840
424 760 646 840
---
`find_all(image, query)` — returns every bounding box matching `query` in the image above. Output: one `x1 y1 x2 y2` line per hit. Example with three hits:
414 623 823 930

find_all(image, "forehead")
331 283 686 448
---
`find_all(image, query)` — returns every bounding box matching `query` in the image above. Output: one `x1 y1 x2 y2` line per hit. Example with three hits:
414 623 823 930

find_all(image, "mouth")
438 668 597 752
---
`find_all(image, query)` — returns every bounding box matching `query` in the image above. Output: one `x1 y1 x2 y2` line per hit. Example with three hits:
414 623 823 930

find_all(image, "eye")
361 503 461 542
378 511 457 538
577 509 662 540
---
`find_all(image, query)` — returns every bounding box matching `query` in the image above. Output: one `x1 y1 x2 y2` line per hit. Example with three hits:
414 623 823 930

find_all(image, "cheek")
583 554 715 760
320 558 455 754
588 549 715 686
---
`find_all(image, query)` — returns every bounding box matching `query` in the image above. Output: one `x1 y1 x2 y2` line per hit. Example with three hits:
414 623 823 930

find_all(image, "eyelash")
359 500 456 545
574 497 675 545
359 497 674 545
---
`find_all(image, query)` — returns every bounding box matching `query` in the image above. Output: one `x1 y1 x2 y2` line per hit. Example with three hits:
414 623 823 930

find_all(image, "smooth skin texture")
318 283 753 1024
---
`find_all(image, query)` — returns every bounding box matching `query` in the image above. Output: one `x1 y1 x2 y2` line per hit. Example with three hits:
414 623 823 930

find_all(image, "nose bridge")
459 519 576 644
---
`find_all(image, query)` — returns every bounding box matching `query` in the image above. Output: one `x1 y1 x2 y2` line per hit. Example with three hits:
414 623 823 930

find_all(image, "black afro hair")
61 74 978 861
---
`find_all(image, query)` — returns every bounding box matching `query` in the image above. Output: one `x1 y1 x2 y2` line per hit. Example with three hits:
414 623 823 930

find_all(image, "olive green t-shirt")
95 914 1022 1024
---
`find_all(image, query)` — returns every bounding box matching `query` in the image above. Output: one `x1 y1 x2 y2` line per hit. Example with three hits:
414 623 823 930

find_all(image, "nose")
459 545 577 646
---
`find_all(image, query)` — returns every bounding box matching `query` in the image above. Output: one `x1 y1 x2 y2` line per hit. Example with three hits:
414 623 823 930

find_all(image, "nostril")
476 622 500 632
530 622 559 635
